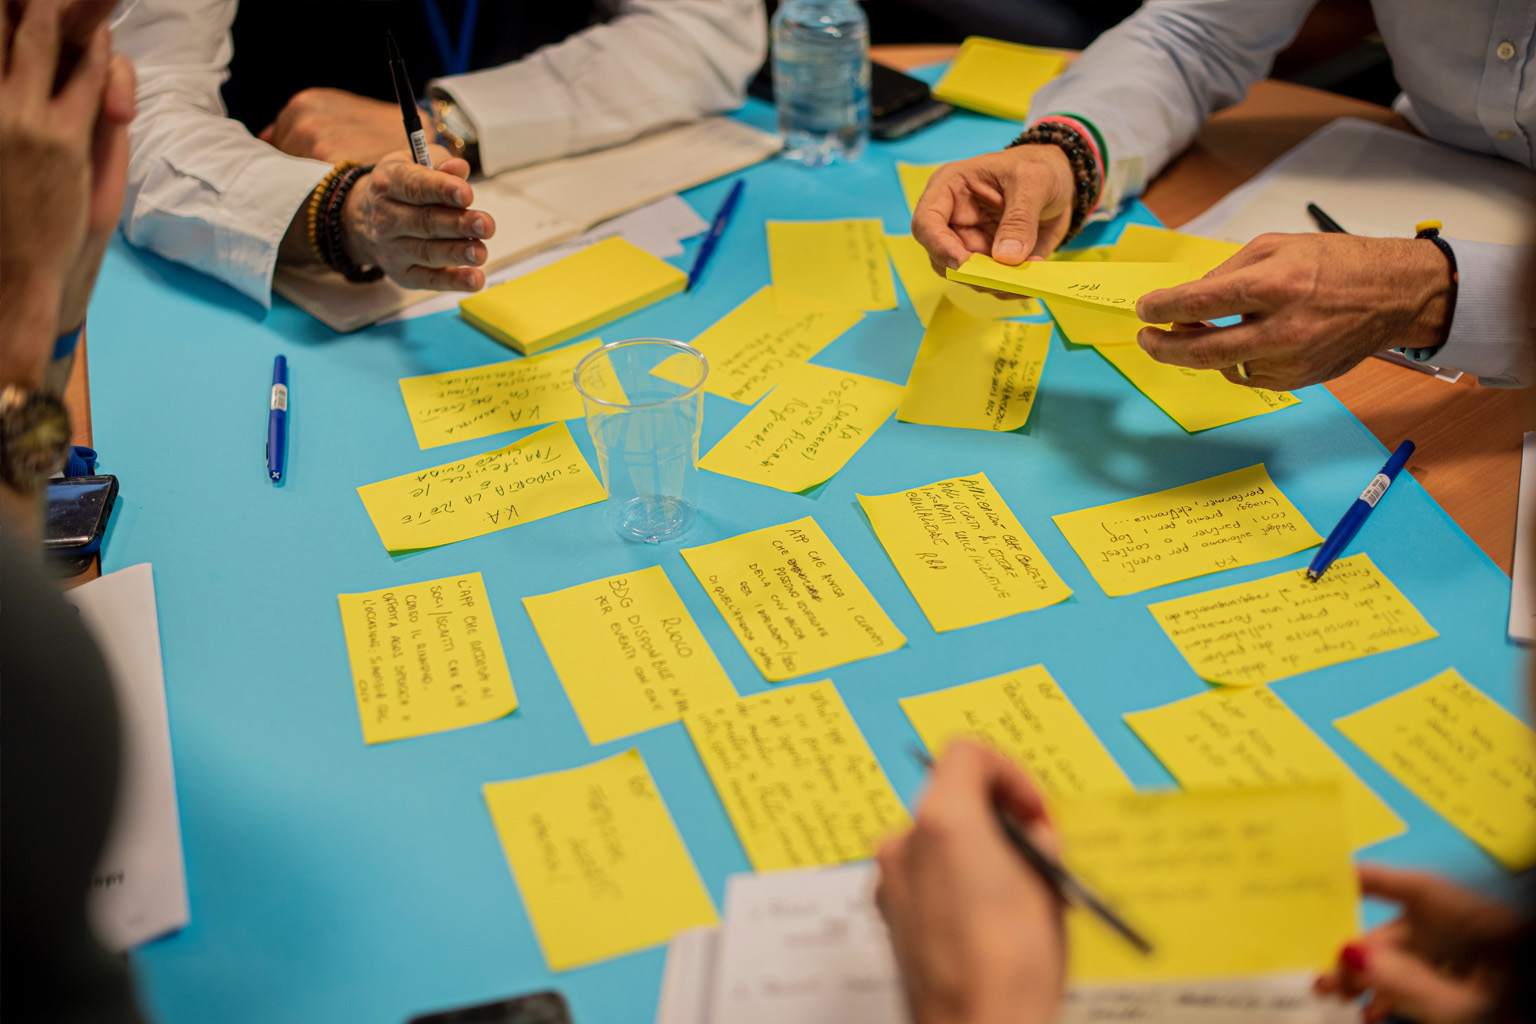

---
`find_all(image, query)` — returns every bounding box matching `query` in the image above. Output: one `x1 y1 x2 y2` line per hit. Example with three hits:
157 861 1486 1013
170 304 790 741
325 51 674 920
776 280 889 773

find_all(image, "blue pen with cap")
1306 439 1414 580
267 355 288 483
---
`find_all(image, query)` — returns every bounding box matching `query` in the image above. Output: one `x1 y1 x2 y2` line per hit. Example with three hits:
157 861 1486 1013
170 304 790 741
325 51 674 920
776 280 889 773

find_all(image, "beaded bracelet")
305 162 355 266
316 164 383 284
1396 220 1457 363
1006 119 1104 246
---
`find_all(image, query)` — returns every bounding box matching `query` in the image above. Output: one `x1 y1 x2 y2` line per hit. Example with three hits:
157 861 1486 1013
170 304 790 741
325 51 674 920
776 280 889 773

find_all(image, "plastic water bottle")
772 0 870 166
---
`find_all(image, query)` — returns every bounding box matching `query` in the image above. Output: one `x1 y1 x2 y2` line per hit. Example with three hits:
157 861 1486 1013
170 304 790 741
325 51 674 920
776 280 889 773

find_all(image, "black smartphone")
749 59 947 127
872 97 953 140
44 475 118 575
406 991 573 1024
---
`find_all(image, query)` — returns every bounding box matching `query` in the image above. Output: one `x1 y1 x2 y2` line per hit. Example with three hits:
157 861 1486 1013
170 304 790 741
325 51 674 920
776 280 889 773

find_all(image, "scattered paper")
681 516 906 680
685 680 910 870
1336 668 1536 870
1511 432 1536 643
1147 553 1437 686
356 421 606 552
931 37 1067 121
699 362 902 493
1124 686 1404 849
522 565 738 744
897 297 1050 432
1094 340 1300 432
768 219 898 316
885 233 1040 324
895 161 940 214
949 256 1190 315
858 472 1071 631
901 664 1131 797
337 572 518 743
483 749 718 971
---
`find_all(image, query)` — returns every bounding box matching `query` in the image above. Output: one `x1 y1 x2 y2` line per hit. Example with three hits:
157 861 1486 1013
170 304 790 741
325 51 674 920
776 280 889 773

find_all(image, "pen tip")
386 30 402 59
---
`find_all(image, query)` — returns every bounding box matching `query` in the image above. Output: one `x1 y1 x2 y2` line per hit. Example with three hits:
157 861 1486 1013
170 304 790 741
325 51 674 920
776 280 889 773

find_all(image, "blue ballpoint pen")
687 179 745 290
267 355 288 483
1306 439 1415 580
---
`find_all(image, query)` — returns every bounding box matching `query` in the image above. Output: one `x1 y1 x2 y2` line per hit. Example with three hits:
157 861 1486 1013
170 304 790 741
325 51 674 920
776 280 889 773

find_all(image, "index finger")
376 159 472 209
1135 268 1274 325
912 184 973 274
930 738 1049 829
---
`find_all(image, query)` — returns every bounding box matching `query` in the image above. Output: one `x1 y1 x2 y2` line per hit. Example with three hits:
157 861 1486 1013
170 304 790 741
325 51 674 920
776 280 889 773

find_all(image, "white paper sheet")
1063 975 1357 1024
655 926 721 1024
1511 432 1536 643
65 563 190 951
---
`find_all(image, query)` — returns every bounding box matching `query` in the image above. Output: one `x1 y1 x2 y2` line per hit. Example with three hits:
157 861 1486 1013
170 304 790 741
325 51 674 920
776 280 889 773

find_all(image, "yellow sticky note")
931 37 1067 121
1149 553 1438 686
1052 464 1322 597
949 256 1190 316
357 421 606 552
522 566 739 745
886 234 1041 325
896 161 941 214
699 362 902 493
1095 341 1301 432
1049 246 1116 262
337 572 517 744
858 472 1071 631
1337 669 1536 870
653 286 862 405
1110 224 1243 277
680 516 905 681
767 219 898 316
901 665 1131 797
1045 300 1145 348
897 298 1050 432
483 749 718 971
685 680 910 870
459 237 686 355
1058 786 1359 981
1124 686 1405 850
398 339 600 449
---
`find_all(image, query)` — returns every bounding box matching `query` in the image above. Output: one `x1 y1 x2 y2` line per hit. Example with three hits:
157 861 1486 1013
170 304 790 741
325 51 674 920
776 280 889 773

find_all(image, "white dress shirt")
114 0 766 307
1027 0 1536 387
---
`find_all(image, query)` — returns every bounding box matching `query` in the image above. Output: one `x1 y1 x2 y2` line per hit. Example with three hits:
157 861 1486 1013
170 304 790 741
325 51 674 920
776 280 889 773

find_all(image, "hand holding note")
911 147 1080 271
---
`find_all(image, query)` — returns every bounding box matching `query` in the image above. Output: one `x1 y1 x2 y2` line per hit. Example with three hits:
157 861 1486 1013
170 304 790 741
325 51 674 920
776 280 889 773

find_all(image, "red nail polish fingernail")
1341 943 1368 973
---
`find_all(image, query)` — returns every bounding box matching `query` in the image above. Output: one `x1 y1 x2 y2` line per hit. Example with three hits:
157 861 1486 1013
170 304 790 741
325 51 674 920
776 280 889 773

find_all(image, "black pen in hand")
387 31 433 167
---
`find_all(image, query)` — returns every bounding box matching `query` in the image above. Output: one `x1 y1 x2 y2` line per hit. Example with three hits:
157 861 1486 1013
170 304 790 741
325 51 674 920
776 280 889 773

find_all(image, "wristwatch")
0 383 71 494
428 93 482 175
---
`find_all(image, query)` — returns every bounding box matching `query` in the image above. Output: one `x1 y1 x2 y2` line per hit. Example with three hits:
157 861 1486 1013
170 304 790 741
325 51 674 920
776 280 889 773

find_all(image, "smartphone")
872 97 953 140
405 991 573 1024
749 59 948 132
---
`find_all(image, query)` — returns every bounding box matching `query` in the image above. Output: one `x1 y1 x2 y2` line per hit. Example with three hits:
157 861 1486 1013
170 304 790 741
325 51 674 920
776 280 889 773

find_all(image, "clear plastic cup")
574 338 707 543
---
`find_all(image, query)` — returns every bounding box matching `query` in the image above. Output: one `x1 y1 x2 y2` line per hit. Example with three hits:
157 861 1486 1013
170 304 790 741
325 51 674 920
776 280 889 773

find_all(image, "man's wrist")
1409 236 1456 352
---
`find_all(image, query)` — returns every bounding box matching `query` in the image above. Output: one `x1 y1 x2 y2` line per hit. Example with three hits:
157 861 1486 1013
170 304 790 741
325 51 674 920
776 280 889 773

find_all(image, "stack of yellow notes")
949 255 1190 315
460 236 685 355
931 37 1067 121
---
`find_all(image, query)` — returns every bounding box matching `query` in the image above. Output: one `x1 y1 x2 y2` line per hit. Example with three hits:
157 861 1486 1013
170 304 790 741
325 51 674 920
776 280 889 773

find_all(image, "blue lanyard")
420 0 482 77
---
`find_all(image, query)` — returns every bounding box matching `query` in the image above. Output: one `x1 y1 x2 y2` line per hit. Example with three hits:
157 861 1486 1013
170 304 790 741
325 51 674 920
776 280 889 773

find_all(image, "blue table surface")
88 90 1524 1024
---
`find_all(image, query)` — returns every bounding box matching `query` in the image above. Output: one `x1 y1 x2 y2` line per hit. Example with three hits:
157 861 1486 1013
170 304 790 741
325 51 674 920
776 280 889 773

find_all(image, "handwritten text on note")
898 298 1051 432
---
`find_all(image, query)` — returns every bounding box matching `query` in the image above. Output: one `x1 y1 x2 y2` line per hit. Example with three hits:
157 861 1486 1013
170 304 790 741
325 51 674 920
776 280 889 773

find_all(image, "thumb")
991 186 1043 266
1359 945 1492 1024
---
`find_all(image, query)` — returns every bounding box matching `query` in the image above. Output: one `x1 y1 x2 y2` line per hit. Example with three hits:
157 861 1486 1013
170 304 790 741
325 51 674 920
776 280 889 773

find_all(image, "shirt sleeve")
1025 0 1317 210
428 0 767 176
1431 239 1534 388
115 0 332 307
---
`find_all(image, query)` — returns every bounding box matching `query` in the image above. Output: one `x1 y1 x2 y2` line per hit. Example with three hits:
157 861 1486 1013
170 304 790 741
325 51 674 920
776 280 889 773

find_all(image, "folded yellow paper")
685 679 910 870
931 37 1067 121
357 421 606 552
680 516 905 680
1094 340 1300 432
459 237 686 355
1337 668 1536 870
886 234 1041 324
699 362 902 493
898 297 1050 432
1125 686 1404 850
1058 786 1359 981
902 665 1131 797
895 161 941 214
483 749 718 971
949 256 1190 315
768 219 898 316
859 472 1071 631
523 565 738 744
1053 464 1321 596
337 571 518 744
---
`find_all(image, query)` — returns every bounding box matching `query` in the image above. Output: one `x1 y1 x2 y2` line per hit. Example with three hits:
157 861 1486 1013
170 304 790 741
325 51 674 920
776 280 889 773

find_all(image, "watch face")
0 387 71 490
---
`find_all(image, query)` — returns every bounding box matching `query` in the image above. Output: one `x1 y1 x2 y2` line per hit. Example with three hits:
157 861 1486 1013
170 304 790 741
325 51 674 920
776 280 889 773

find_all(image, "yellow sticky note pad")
522 566 738 745
901 665 1131 797
858 472 1071 631
483 749 718 971
1052 464 1322 597
653 286 861 405
931 37 1067 121
685 680 910 870
898 298 1050 432
459 237 685 355
1058 786 1359 981
1337 669 1536 870
357 421 606 552
1148 553 1437 686
767 219 898 316
398 339 600 449
1110 224 1243 277
337 572 517 744
699 362 902 493
1095 341 1300 433
681 516 905 681
949 256 1190 316
1124 686 1404 850
895 161 941 214
886 234 1040 324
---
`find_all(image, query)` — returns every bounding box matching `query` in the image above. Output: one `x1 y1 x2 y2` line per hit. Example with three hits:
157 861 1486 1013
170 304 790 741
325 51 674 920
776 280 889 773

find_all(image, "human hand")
339 147 494 291
1313 864 1522 1024
261 88 416 164
912 145 1076 277
876 741 1065 1024
1135 233 1455 391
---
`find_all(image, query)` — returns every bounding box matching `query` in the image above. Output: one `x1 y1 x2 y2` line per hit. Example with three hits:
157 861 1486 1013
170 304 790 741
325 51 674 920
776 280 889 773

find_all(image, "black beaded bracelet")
318 164 384 284
1006 122 1102 246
